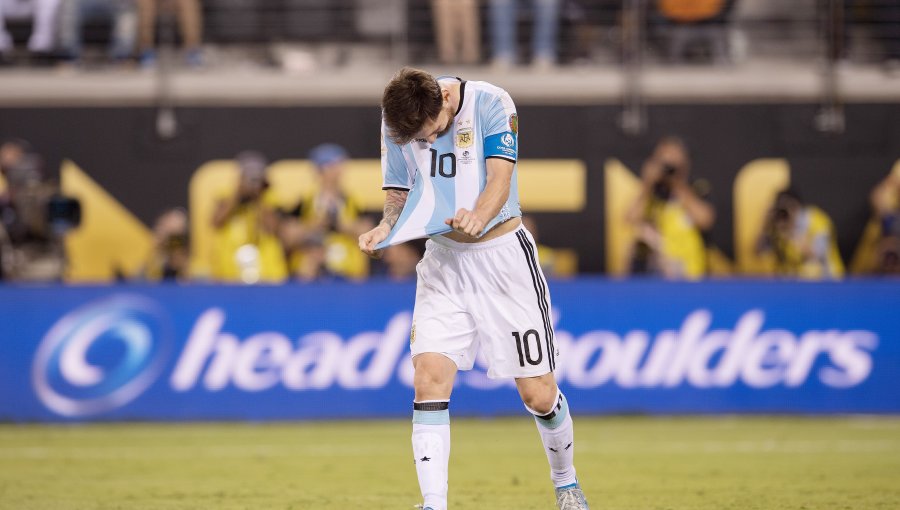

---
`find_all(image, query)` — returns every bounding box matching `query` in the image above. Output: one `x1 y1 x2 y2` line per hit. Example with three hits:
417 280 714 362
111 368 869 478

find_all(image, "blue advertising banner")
1 279 898 422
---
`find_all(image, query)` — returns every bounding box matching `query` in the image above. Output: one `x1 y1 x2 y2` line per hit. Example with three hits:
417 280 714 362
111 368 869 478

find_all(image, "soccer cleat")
555 482 589 510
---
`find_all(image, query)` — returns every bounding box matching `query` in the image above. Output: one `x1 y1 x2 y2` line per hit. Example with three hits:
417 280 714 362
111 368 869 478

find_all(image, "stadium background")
3 102 900 275
1 1 899 508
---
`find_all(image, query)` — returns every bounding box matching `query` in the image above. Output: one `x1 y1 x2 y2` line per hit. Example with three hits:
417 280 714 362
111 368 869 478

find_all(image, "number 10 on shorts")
512 329 543 367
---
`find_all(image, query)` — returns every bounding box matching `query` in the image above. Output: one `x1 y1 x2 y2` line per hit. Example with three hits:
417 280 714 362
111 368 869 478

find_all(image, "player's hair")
381 67 444 145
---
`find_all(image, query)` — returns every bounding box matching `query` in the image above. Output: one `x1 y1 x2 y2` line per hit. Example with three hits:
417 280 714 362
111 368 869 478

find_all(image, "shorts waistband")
430 224 528 252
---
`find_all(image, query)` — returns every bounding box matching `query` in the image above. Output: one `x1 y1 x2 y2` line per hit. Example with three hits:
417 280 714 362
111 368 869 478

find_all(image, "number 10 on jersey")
430 148 456 178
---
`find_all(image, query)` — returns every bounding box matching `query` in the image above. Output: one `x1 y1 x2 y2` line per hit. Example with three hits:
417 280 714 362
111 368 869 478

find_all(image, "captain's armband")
484 132 518 161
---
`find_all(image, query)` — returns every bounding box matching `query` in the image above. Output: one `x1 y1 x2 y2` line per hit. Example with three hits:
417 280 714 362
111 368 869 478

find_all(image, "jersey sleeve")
481 90 518 162
381 121 414 190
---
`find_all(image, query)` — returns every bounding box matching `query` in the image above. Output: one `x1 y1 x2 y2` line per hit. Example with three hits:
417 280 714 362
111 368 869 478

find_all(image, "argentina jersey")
376 78 521 249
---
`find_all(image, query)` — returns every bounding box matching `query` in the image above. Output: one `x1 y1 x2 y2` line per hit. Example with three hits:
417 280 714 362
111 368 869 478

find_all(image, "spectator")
57 0 137 65
877 235 900 275
563 0 620 65
653 0 736 64
279 143 373 282
874 0 900 74
431 0 480 65
136 0 202 67
0 137 34 181
1 138 48 246
756 188 845 280
870 166 900 274
0 0 60 62
489 0 561 70
210 150 287 284
0 138 80 281
626 136 715 280
0 139 35 277
381 239 426 281
141 207 189 281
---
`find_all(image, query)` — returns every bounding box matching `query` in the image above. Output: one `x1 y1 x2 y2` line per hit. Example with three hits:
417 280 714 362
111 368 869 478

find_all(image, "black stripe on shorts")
515 230 555 371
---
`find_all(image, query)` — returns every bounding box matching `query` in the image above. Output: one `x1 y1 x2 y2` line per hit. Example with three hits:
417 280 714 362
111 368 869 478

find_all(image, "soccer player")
358 67 589 510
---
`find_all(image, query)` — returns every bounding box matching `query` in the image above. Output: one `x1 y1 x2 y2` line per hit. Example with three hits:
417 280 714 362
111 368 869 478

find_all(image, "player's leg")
411 353 457 510
516 374 588 509
409 241 479 510
472 225 588 509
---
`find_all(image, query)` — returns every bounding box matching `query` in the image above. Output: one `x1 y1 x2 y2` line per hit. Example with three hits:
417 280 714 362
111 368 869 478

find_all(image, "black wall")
2 103 898 273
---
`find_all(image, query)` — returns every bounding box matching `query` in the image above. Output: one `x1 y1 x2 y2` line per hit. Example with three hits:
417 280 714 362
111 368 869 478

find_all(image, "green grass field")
1 417 898 510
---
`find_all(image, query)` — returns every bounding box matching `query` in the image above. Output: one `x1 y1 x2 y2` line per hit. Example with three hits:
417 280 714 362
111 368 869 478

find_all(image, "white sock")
528 391 578 488
412 400 451 510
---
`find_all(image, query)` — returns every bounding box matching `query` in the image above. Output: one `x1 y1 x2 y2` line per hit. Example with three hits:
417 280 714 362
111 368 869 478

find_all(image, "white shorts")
410 224 557 379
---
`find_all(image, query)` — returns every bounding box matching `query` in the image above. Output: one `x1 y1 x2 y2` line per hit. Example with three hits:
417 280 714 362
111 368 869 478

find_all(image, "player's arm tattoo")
380 189 408 229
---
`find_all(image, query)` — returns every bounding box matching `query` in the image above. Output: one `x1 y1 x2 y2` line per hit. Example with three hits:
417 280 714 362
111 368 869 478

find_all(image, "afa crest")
456 127 474 148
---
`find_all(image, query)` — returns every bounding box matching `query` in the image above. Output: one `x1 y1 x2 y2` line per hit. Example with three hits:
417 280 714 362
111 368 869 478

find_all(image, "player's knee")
521 387 558 415
413 358 454 400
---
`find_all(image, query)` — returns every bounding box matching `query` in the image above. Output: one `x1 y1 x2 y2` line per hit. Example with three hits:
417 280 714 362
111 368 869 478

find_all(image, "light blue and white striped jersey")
375 78 521 249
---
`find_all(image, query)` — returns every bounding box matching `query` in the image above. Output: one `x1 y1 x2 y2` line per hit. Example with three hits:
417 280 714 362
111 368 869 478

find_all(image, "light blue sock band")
534 393 569 430
413 409 450 425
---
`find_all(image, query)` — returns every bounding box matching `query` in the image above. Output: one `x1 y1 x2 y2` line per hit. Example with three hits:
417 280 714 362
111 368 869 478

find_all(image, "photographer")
0 138 80 282
870 166 900 275
210 150 287 284
756 188 845 280
141 207 190 281
626 136 715 279
277 144 373 282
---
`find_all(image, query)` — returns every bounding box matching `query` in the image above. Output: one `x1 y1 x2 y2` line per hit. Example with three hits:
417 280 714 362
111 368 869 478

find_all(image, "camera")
161 233 189 251
47 195 81 234
774 206 791 222
651 163 679 200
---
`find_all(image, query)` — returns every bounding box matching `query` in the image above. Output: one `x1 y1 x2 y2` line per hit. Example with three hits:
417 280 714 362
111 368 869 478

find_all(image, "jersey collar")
437 76 467 117
454 80 467 116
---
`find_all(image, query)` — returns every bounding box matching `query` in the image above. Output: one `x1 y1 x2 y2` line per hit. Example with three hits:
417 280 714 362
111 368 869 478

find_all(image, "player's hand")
358 223 391 259
445 208 485 238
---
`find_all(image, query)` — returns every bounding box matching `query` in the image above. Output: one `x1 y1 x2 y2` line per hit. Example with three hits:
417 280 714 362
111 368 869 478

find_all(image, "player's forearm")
379 189 408 230
472 158 515 224
473 172 511 223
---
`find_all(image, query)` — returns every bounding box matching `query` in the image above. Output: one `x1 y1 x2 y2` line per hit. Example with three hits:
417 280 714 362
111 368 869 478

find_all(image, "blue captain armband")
484 132 518 161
